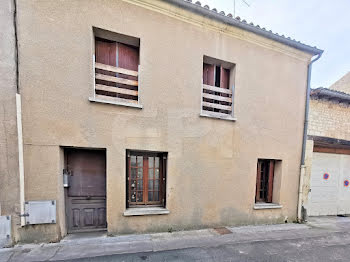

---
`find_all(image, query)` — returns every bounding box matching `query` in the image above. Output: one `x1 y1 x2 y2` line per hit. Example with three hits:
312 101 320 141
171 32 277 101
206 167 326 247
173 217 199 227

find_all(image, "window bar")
93 54 96 99
231 84 235 117
267 160 275 203
256 161 262 202
138 65 140 104
127 155 130 206
201 78 204 114
162 155 167 206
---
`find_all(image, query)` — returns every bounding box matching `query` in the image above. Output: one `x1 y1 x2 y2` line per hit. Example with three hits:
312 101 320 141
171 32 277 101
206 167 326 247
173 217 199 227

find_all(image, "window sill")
253 203 283 210
200 112 237 122
89 97 143 109
123 207 170 216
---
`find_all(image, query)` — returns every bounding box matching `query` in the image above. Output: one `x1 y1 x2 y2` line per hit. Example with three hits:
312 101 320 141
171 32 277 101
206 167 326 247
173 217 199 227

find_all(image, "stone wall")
308 98 350 141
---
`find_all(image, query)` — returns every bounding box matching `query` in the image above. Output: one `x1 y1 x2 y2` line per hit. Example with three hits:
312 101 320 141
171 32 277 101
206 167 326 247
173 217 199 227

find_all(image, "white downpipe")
16 94 25 226
297 165 306 222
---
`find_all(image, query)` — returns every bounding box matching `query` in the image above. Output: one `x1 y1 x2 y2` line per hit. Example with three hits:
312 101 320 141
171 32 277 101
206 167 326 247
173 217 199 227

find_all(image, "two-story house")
0 0 322 244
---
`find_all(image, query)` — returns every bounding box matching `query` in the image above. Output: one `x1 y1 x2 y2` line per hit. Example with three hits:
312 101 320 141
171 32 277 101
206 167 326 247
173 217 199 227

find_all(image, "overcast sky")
198 0 350 88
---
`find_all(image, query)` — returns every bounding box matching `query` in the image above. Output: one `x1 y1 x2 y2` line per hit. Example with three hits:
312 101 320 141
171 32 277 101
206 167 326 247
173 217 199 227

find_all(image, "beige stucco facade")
0 0 21 243
1 0 318 243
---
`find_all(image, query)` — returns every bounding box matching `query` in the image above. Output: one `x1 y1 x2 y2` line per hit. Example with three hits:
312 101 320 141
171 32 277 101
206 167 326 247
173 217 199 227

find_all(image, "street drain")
213 227 232 235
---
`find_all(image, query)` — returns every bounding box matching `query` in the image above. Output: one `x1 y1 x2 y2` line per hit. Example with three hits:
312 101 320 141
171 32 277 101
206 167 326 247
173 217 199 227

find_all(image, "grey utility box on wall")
0 216 11 248
24 200 56 225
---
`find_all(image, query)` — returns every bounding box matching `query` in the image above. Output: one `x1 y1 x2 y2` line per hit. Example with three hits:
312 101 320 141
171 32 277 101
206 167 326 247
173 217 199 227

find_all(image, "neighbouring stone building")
0 0 322 244
303 73 350 217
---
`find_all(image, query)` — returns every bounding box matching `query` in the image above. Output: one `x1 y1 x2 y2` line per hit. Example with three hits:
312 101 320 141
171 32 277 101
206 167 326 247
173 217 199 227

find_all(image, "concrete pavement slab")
2 217 350 261
0 249 13 262
8 245 60 262
50 240 153 261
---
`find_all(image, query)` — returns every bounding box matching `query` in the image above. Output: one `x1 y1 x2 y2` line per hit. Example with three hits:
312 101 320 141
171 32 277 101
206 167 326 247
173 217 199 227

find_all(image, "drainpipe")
16 94 25 227
13 0 25 226
297 52 323 223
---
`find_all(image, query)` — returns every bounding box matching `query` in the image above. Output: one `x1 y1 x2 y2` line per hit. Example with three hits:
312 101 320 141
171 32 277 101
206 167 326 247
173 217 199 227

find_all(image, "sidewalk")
1 216 350 262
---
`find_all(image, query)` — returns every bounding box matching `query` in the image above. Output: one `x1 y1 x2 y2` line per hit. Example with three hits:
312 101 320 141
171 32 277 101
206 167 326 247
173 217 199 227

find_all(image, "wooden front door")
65 149 106 233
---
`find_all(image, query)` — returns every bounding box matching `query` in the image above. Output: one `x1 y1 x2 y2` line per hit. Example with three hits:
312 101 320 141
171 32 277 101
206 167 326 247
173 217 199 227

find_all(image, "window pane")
131 191 136 202
148 168 154 179
131 168 137 179
137 156 143 167
137 180 143 190
154 192 159 201
155 180 159 191
148 191 153 201
137 191 143 202
149 157 154 168
131 156 136 167
137 168 143 179
131 180 136 190
155 169 159 179
148 180 153 190
155 157 160 168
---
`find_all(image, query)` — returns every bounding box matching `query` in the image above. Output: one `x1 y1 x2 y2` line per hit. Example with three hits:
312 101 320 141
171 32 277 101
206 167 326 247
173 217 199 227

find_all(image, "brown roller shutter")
203 63 215 86
95 39 116 66
220 67 230 89
118 43 139 71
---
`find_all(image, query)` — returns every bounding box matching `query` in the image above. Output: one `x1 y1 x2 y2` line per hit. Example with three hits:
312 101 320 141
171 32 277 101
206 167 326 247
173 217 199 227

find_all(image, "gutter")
297 52 323 222
163 0 323 56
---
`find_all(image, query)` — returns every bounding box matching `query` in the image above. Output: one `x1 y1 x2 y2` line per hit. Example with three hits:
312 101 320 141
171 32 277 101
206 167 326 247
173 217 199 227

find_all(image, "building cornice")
122 0 321 61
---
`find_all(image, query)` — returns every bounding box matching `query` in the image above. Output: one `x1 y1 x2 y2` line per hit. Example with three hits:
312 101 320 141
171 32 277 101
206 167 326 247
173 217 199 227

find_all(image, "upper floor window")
92 28 140 107
201 56 236 120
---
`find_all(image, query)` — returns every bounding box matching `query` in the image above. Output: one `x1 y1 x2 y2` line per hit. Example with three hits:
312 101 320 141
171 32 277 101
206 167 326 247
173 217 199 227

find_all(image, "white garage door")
307 152 350 216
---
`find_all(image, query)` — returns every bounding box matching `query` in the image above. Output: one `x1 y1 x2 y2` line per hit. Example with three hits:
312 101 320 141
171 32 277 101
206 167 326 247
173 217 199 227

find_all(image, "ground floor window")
126 150 167 207
255 159 275 203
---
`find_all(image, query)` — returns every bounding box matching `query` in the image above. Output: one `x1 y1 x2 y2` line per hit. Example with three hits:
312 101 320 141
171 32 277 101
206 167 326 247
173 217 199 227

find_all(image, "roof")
310 87 350 104
329 72 350 95
165 0 323 56
308 135 350 150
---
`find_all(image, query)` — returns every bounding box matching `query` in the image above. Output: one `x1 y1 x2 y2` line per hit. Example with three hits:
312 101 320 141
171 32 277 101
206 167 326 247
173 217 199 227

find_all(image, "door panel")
338 155 350 215
68 198 106 232
65 149 106 233
308 152 350 216
67 150 106 197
